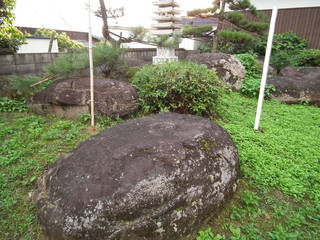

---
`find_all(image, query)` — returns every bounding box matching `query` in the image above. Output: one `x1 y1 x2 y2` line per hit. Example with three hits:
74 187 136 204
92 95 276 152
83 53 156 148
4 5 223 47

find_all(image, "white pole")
254 6 278 130
88 0 95 127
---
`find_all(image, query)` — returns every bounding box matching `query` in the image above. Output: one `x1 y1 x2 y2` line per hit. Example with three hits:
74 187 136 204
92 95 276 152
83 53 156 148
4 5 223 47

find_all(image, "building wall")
18 38 59 54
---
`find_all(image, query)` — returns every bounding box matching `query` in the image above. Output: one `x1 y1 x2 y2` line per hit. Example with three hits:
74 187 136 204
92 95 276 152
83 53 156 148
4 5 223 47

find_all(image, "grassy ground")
0 93 319 240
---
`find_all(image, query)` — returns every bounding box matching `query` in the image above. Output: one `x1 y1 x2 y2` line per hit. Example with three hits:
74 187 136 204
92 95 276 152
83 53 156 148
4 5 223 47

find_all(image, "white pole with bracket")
254 6 278 130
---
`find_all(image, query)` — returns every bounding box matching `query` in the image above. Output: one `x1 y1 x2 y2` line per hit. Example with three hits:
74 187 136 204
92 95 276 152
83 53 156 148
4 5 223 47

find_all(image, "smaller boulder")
269 67 320 106
28 77 138 119
186 52 246 90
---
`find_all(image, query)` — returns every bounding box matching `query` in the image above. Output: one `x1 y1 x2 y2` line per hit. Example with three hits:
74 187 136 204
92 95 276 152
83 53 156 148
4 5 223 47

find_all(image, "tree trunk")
98 0 111 40
48 31 55 53
212 0 226 52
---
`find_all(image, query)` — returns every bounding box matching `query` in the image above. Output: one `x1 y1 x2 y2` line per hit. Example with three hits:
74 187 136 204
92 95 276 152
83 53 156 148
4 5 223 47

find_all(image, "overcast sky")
15 0 320 37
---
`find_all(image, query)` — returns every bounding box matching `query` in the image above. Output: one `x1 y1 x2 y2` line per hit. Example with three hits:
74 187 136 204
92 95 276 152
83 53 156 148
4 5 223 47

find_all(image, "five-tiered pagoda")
152 0 182 64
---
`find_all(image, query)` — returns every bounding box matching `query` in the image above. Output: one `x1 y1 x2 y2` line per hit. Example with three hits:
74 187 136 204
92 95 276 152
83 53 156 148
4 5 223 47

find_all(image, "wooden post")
48 32 55 53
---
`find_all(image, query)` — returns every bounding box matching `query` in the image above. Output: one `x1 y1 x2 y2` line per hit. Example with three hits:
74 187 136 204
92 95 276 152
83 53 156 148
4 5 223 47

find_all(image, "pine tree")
183 0 268 52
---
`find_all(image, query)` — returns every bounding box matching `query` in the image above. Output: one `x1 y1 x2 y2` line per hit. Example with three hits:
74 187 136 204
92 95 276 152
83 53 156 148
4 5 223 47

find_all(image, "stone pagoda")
152 0 182 64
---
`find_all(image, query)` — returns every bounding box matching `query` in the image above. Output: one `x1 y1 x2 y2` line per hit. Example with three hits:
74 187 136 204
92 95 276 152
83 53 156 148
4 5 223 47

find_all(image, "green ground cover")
0 93 319 240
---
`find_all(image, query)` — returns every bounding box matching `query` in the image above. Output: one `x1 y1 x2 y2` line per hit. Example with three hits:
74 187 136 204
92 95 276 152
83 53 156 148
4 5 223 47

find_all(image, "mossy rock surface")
34 113 240 240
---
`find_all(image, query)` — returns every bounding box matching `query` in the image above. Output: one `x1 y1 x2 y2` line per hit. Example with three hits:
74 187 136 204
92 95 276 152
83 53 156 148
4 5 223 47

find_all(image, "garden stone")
28 77 138 119
186 52 245 90
34 112 240 240
269 66 320 106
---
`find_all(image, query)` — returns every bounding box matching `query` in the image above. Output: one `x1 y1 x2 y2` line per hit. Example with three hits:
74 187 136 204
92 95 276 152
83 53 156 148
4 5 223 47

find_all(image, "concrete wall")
0 48 198 76
123 48 197 66
0 53 61 75
18 38 59 54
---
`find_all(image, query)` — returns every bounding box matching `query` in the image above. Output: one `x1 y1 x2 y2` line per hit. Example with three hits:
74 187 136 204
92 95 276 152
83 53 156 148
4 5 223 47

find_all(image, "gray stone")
269 66 320 106
34 113 240 240
28 77 139 119
186 52 246 90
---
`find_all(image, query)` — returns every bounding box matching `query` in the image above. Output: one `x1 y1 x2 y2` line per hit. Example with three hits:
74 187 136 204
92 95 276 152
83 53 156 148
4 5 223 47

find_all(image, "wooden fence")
244 7 320 49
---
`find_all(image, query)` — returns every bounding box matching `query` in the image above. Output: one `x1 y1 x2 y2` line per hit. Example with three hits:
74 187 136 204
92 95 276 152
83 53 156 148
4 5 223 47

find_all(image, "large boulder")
186 52 246 90
28 77 138 119
34 113 240 240
269 67 320 106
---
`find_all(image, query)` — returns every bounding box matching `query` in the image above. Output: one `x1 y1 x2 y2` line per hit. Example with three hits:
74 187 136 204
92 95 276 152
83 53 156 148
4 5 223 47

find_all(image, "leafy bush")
234 53 261 77
132 61 223 116
255 32 307 55
34 28 83 52
45 42 124 77
294 49 320 67
270 51 292 73
197 42 213 53
0 26 25 54
218 30 256 54
0 97 27 112
235 54 275 98
240 76 275 98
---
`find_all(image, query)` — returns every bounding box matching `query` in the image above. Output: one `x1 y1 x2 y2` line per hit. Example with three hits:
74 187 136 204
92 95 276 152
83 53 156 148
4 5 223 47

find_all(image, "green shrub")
240 76 275 98
270 51 293 73
92 42 124 76
218 30 256 54
227 12 268 34
255 32 307 55
242 21 269 34
235 54 275 98
183 25 213 37
45 42 124 77
197 42 213 53
0 97 27 112
132 61 223 116
227 12 245 25
294 49 320 67
45 49 87 77
234 53 261 77
0 26 25 54
34 28 83 52
10 75 42 97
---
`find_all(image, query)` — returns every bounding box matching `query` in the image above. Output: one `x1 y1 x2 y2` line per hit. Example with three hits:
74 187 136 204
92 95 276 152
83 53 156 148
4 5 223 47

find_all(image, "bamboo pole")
88 0 95 127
